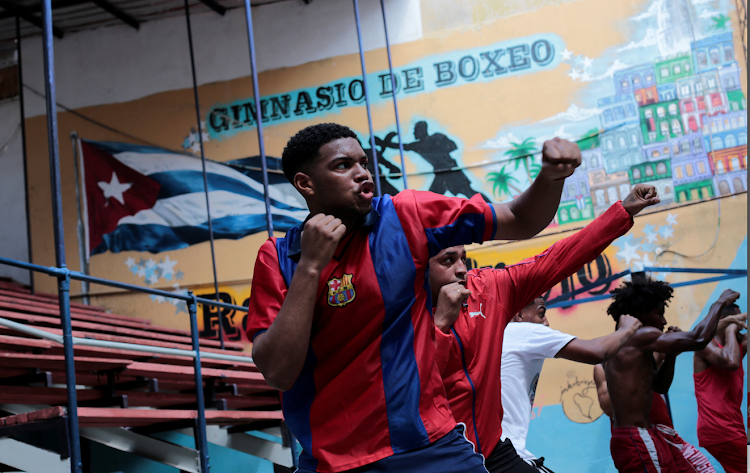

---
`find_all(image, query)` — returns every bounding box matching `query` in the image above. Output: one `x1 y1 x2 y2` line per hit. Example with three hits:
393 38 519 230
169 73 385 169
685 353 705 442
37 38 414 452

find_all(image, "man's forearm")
694 299 730 346
493 175 564 240
252 263 320 391
559 325 637 364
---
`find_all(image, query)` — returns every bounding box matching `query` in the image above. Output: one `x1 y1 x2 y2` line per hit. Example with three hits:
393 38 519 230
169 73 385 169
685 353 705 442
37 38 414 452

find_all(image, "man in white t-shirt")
500 298 641 472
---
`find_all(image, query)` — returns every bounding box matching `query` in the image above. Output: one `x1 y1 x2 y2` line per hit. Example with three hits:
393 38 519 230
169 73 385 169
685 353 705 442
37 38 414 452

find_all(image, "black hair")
281 123 360 184
720 303 741 316
607 277 674 323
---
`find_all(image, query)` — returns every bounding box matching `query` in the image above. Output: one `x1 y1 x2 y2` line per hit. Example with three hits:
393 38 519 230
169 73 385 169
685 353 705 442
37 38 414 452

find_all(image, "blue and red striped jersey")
434 202 634 457
247 190 496 472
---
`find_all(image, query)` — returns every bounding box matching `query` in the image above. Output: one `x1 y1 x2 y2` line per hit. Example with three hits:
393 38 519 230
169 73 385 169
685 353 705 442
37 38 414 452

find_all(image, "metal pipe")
378 0 407 190
352 0 383 197
241 0 274 236
0 257 249 312
15 16 35 294
188 292 211 473
0 315 256 364
40 0 83 469
70 132 90 305
183 0 225 349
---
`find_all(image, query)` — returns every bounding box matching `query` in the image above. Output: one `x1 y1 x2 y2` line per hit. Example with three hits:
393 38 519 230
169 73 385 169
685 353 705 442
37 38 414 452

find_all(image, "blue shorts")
296 425 488 473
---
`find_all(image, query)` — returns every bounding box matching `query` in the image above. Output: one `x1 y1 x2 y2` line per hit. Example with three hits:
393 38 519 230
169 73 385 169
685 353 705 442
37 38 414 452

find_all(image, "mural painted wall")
20 0 747 470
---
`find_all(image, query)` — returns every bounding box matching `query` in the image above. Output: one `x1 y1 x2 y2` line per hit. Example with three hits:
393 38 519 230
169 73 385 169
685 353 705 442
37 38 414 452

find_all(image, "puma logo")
469 303 485 319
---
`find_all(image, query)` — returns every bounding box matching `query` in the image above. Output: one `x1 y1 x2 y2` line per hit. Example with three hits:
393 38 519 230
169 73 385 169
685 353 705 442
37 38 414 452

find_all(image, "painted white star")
580 71 592 82
125 257 136 268
136 266 146 278
617 242 642 266
150 294 166 304
568 68 581 81
200 121 210 143
666 213 678 226
147 273 159 285
190 139 201 154
97 172 132 205
658 225 674 239
158 256 178 278
561 48 573 60
645 232 659 244
582 56 593 69
145 259 157 270
634 253 655 272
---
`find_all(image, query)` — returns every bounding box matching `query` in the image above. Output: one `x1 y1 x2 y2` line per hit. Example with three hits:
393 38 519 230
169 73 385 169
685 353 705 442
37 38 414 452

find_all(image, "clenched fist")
622 184 661 216
299 214 347 272
539 137 582 181
434 282 471 334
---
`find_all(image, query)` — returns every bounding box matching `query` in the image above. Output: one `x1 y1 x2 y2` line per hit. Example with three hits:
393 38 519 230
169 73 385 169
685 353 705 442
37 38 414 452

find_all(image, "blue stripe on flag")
93 214 302 254
369 195 429 452
424 213 487 258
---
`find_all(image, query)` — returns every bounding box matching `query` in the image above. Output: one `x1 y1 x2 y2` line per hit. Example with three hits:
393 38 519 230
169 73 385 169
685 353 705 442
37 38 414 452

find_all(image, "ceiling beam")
90 0 140 30
197 0 225 16
0 0 64 38
0 0 89 22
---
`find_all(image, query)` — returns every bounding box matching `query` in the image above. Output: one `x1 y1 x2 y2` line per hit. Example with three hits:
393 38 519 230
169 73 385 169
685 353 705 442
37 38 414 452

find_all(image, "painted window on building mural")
681 84 691 96
619 183 631 199
673 143 681 155
719 180 730 194
567 184 576 197
673 64 682 75
646 74 654 83
712 136 724 149
633 168 642 179
604 109 613 123
606 139 614 150
675 166 683 179
716 160 726 174
668 104 678 115
644 109 654 119
619 136 627 147
657 107 666 118
725 134 737 148
657 162 667 174
664 185 671 195
671 119 682 135
646 165 654 177
633 75 641 86
570 207 580 220
652 149 661 158
646 89 654 101
595 189 606 206
580 182 587 194
591 156 599 167
696 82 703 93
630 133 638 145
684 101 695 112
698 161 706 174
615 107 626 119
730 157 740 171
660 67 669 78
684 63 690 72
739 132 747 145
688 116 698 132
607 187 618 204
661 121 670 135
712 94 723 107
686 163 695 176
621 80 629 90
681 141 691 153
710 48 720 64
725 75 736 89
724 45 734 62
560 208 569 222
734 177 745 192
707 78 718 90
698 51 708 67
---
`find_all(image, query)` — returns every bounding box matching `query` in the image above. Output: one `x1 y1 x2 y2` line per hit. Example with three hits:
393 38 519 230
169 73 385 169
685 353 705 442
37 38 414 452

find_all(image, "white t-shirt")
500 322 576 461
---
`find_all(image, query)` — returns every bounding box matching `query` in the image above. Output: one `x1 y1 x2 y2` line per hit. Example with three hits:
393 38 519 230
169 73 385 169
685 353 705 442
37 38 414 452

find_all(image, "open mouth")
359 182 375 199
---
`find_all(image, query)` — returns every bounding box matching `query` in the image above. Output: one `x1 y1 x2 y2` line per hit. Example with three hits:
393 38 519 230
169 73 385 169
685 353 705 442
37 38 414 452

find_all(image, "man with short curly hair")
603 278 740 473
247 122 581 473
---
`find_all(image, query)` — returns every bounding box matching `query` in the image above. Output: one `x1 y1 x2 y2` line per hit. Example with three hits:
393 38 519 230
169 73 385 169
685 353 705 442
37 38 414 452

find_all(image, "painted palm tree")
504 138 538 181
486 165 522 201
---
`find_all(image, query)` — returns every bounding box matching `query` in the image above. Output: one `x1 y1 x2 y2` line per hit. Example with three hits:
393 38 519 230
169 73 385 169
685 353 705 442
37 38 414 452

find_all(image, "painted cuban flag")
79 139 307 256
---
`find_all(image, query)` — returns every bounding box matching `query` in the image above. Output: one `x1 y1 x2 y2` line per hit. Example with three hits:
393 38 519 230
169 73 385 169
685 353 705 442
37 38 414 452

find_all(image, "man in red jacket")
431 184 660 472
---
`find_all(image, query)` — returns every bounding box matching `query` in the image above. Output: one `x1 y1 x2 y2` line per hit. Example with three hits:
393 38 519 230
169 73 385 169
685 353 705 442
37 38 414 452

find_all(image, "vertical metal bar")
188 292 210 473
40 0 82 470
353 0 383 196
183 0 224 348
70 132 89 305
241 0 274 236
379 0 407 190
15 16 35 294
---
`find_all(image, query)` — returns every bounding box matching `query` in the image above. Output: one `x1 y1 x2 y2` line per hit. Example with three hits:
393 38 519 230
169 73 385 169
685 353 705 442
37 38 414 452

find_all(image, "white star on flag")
617 242 642 265
666 213 678 226
158 256 178 278
97 172 133 205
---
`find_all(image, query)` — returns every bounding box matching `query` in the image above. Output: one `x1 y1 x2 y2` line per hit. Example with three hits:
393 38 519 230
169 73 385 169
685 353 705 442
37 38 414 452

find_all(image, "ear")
293 171 314 198
512 313 523 323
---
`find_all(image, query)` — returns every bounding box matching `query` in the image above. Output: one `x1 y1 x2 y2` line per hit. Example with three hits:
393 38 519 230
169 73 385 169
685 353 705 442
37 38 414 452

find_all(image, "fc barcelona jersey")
247 190 496 472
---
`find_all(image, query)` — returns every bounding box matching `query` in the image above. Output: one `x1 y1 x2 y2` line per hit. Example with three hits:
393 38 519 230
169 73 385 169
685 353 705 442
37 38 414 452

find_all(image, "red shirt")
435 202 633 456
247 190 496 472
694 342 746 446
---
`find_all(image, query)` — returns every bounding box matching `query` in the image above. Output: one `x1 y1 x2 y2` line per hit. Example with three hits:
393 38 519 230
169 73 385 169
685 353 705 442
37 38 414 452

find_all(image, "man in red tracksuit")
431 184 660 472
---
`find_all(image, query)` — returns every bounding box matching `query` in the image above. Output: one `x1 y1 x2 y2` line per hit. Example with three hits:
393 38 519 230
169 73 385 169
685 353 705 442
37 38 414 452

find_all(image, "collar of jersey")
286 206 381 261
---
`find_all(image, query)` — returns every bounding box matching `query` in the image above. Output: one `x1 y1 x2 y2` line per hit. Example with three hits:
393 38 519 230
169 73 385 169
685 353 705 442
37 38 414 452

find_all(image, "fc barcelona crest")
327 274 356 307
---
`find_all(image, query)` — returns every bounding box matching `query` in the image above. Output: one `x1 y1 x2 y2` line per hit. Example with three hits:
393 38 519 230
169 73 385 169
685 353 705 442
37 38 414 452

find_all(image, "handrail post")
40 0 82 469
188 292 210 473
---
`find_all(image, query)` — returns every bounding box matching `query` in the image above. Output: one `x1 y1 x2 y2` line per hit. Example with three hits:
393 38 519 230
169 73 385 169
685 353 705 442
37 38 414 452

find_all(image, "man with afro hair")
246 122 581 473
602 277 739 473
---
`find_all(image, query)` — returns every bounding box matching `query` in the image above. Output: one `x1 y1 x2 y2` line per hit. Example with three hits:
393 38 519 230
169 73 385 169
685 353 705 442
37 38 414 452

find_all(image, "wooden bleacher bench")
0 281 282 434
